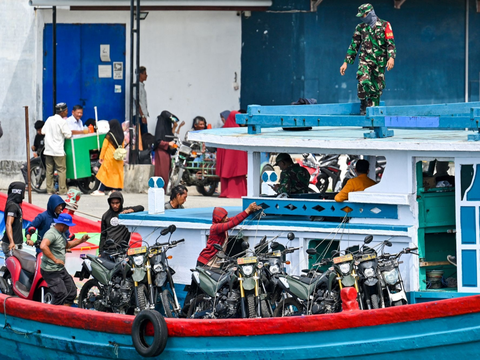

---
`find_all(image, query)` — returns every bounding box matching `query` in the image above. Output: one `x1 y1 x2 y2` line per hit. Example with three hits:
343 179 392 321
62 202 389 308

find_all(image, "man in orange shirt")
335 159 376 202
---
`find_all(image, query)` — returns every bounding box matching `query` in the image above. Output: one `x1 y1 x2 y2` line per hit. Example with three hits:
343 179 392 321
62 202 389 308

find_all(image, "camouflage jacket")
345 18 396 67
277 163 310 195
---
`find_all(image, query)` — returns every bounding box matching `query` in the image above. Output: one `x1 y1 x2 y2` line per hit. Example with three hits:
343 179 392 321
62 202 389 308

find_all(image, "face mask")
362 10 377 28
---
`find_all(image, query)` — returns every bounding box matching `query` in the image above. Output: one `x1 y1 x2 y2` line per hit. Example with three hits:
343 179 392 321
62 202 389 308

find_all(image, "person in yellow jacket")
335 159 376 202
92 119 125 196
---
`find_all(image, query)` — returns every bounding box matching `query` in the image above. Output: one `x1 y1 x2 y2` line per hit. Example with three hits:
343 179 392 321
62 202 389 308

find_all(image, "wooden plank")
419 261 452 267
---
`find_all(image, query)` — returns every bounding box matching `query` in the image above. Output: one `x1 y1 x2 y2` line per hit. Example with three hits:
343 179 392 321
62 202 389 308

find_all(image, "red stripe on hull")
1 293 480 337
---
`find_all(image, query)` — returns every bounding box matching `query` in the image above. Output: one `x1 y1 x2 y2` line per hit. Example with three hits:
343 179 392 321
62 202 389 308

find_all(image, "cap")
356 3 373 17
274 153 292 166
53 213 76 227
55 102 67 113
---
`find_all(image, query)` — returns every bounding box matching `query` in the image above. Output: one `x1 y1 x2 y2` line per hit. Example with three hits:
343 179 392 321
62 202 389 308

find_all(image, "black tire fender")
131 310 168 357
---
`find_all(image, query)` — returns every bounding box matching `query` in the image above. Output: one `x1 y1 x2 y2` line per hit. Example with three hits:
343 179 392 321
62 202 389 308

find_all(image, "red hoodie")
197 207 249 265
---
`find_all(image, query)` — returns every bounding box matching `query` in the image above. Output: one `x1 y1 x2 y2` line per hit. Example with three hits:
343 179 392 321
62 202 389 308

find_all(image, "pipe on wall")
465 0 469 102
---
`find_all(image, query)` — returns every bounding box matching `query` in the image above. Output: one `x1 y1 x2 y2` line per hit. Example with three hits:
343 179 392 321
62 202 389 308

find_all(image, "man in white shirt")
41 103 72 195
66 105 88 135
133 66 149 134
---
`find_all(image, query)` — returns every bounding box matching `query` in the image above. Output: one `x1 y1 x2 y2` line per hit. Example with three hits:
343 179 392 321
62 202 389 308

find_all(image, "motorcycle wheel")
160 289 178 318
137 284 151 311
186 294 214 319
77 176 100 194
260 299 272 318
273 298 303 317
370 294 379 309
196 181 218 196
30 159 47 193
315 174 329 193
246 294 256 318
78 279 105 311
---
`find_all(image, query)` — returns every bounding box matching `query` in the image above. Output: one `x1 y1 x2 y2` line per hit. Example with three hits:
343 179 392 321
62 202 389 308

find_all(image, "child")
21 120 45 183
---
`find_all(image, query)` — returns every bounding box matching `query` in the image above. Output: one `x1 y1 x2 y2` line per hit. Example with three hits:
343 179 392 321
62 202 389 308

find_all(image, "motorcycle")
27 146 101 194
167 134 219 196
378 242 418 307
332 245 364 310
298 153 342 193
0 228 56 303
273 249 340 317
76 239 136 314
127 225 185 317
354 235 385 309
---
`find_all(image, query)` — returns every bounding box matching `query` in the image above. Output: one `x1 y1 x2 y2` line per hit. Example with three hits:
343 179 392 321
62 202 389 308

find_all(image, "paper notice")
98 65 112 78
100 44 111 62
113 62 123 80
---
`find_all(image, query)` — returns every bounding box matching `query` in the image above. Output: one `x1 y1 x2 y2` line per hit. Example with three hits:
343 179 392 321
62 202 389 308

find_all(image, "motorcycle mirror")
69 234 76 241
213 244 223 252
260 235 267 244
306 248 318 255
364 235 373 244
105 239 115 246
287 232 295 241
385 240 393 247
241 241 250 250
271 241 279 249
27 226 36 235
168 224 177 233
160 228 170 236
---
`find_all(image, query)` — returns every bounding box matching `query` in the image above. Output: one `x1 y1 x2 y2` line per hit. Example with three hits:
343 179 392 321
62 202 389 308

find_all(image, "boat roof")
188 126 480 155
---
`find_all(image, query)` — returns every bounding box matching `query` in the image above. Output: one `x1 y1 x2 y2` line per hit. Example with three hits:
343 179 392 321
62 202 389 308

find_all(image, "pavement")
24 186 242 221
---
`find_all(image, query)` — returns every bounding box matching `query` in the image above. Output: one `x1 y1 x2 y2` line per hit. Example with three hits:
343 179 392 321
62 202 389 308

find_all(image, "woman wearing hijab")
92 119 125 196
216 111 248 198
220 110 230 125
154 111 177 191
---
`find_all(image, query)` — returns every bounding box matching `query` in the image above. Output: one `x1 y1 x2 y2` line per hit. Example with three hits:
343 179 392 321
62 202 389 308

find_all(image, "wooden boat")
0 291 480 359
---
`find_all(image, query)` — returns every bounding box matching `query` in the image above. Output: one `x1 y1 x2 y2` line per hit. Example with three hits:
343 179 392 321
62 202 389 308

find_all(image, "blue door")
456 160 480 292
43 24 126 122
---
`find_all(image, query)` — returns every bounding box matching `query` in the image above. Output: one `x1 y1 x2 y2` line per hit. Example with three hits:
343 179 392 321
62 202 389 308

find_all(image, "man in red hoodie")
197 202 262 267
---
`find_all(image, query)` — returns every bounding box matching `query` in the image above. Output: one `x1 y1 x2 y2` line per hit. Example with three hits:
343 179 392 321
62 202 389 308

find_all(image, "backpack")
110 133 127 161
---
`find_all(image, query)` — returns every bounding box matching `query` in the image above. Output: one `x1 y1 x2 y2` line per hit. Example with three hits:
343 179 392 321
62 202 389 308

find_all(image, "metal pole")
465 0 469 103
24 106 32 204
53 6 57 113
135 0 141 164
129 0 135 163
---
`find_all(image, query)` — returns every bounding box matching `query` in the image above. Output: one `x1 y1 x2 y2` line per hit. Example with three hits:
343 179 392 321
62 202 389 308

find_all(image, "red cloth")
154 140 171 191
197 208 249 265
216 111 248 198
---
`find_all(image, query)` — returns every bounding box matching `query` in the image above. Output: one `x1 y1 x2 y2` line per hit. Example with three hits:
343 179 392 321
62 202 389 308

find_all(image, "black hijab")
106 119 124 149
154 111 177 150
6 182 25 206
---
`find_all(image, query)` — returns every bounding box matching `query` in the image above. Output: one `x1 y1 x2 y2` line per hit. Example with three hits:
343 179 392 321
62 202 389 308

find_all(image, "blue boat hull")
1 293 480 359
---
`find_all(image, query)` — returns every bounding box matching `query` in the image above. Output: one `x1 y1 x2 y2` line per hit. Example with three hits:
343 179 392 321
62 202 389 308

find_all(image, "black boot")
359 99 367 115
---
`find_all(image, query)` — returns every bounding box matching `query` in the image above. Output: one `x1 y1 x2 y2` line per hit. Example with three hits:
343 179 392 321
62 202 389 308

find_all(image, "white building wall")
0 6 241 164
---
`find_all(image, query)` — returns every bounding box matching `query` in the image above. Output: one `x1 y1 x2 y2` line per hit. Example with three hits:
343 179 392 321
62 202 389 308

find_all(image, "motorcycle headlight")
339 263 351 275
269 265 280 274
242 265 254 276
364 267 375 278
383 269 399 285
153 263 164 272
133 255 144 266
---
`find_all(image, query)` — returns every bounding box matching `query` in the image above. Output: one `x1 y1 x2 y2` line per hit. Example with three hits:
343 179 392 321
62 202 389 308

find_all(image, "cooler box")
65 133 106 179
65 241 99 275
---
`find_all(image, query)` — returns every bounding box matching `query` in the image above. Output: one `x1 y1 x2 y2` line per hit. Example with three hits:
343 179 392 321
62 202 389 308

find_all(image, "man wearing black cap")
272 153 310 195
1 182 33 258
40 213 89 306
41 103 72 195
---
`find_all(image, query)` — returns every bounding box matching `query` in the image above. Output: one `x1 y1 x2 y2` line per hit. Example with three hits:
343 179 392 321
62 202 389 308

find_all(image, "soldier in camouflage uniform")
340 3 396 115
272 153 310 195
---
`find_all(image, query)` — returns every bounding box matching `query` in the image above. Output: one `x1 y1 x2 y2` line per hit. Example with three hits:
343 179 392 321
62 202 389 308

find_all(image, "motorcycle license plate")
360 253 376 261
333 253 353 264
128 246 147 255
237 257 257 265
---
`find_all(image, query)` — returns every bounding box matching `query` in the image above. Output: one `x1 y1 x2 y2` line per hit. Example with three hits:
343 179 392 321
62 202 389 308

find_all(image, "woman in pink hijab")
215 111 248 198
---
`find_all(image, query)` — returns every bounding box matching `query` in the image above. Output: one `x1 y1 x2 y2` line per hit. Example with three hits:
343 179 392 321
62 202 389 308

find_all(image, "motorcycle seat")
12 250 36 274
96 257 116 270
294 275 323 285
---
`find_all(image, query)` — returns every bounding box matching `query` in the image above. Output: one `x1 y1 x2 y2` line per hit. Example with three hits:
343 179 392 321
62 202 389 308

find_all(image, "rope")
3 296 37 337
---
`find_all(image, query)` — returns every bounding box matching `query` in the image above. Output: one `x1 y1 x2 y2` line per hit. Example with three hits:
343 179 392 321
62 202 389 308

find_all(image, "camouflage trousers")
356 61 386 105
